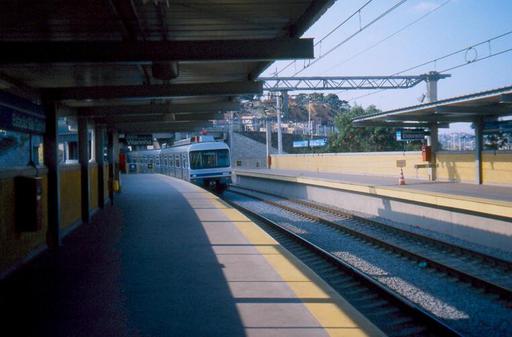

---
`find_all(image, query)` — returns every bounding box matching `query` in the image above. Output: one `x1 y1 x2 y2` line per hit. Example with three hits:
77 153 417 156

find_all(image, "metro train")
126 136 232 193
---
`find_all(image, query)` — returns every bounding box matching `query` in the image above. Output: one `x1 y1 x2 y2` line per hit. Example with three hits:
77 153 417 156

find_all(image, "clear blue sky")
262 0 512 114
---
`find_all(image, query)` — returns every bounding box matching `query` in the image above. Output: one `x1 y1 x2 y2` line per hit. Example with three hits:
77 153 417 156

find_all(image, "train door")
175 154 181 178
182 152 189 181
171 155 176 177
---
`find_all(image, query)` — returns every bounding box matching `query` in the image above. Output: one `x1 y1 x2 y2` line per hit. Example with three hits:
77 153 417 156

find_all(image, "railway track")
223 190 462 337
228 186 512 302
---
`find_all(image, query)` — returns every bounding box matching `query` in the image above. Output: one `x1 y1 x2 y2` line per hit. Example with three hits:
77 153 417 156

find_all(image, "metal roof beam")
43 81 263 101
0 39 313 64
435 105 512 114
115 121 209 132
102 112 222 123
379 115 488 122
500 94 512 103
249 0 336 80
353 121 449 128
79 101 240 117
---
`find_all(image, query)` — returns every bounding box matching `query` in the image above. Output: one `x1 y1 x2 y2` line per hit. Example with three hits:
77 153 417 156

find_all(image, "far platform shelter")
352 86 512 184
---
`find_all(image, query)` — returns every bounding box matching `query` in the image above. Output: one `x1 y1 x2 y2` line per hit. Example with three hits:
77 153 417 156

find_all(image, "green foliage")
328 105 421 153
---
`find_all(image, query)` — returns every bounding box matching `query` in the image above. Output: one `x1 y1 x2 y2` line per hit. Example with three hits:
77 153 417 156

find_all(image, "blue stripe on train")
191 172 230 177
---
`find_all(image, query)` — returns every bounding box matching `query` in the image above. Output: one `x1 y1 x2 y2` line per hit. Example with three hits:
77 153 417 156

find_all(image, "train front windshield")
190 149 230 169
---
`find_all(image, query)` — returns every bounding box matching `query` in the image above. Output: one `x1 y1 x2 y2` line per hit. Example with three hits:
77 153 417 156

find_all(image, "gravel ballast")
225 191 512 337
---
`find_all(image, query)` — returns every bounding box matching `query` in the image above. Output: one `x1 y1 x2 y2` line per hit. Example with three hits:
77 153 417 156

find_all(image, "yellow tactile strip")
219 198 386 337
235 170 512 219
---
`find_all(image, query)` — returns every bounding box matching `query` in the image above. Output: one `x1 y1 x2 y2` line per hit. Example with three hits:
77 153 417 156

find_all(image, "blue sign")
396 129 426 141
484 120 512 133
309 138 327 147
0 92 45 134
293 138 327 148
293 140 308 148
125 134 153 146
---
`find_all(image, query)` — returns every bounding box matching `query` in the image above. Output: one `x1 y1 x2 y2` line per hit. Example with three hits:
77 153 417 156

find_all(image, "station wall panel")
271 152 430 179
272 151 512 186
0 169 48 277
89 164 98 210
436 152 475 183
482 151 512 185
60 165 81 228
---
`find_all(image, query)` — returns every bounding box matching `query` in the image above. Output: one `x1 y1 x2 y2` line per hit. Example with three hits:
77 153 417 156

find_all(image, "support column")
95 124 106 208
426 71 440 181
113 129 121 191
429 123 438 181
229 111 234 151
474 117 484 184
107 129 115 205
265 118 271 168
78 117 90 223
276 93 283 154
43 99 61 249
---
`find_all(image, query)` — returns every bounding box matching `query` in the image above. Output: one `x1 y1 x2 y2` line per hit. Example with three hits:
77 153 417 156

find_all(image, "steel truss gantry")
259 72 450 91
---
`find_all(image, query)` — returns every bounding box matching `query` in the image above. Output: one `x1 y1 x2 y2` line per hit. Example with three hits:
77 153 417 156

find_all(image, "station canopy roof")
0 0 335 132
352 85 512 128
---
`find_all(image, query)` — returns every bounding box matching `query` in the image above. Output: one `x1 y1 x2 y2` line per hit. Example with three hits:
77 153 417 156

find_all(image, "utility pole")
265 117 271 168
229 111 234 149
276 92 283 154
308 100 312 140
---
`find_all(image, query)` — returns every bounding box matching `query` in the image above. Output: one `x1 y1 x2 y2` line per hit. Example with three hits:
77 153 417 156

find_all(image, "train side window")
175 155 180 168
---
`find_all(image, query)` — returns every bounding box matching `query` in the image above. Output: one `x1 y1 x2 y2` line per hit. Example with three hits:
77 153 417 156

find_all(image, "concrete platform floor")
0 174 382 337
236 169 512 202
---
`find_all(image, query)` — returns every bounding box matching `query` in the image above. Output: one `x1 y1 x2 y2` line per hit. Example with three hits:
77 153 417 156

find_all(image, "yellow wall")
0 169 48 275
271 152 431 180
436 152 475 183
271 151 512 186
483 151 512 185
89 164 98 210
60 165 81 228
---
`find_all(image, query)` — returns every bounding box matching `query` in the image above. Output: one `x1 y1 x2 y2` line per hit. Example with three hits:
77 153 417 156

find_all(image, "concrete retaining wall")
235 174 512 254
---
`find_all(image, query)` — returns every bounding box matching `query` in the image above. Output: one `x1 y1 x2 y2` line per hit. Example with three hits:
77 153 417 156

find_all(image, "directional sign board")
293 138 327 148
293 140 308 148
484 120 512 133
396 129 426 141
309 138 327 147
0 91 45 134
125 134 153 146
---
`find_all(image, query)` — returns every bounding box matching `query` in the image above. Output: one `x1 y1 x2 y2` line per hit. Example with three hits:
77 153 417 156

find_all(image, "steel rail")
229 186 512 302
223 190 462 337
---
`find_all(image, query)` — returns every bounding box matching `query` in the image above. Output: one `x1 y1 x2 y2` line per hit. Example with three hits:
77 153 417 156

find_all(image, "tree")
328 105 416 152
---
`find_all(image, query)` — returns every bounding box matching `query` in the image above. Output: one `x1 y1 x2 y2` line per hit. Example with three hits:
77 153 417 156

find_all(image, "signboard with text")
125 134 153 146
396 129 426 141
483 120 512 133
309 138 327 147
293 140 308 148
292 138 327 148
0 92 45 134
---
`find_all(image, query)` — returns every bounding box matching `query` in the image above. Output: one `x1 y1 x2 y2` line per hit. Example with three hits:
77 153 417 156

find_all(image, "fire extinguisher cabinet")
15 176 43 232
421 145 432 162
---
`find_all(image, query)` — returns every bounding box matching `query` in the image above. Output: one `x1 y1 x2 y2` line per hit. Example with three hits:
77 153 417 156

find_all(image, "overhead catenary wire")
292 0 410 77
274 0 375 77
346 29 512 102
323 0 451 75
